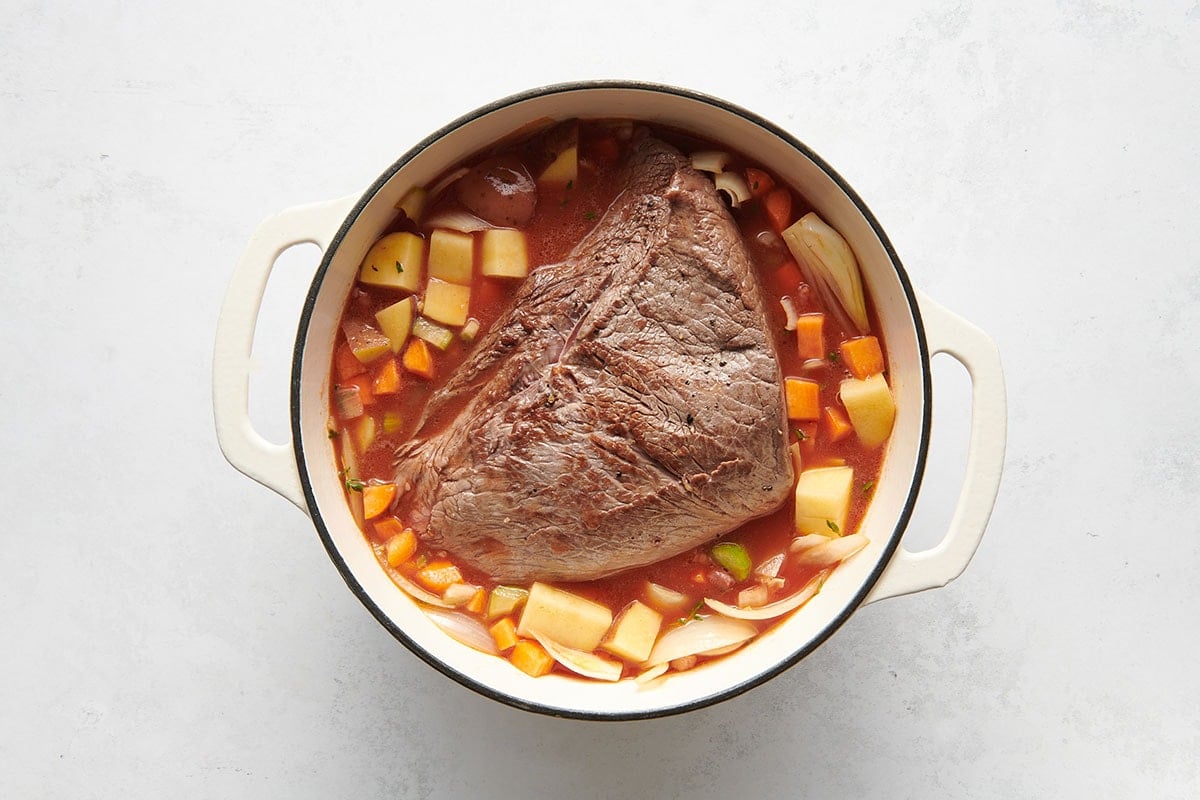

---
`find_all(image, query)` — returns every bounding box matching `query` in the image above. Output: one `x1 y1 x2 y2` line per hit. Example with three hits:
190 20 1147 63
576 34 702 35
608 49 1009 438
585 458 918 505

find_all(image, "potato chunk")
428 229 474 285
517 582 613 652
374 297 414 353
600 601 663 663
358 232 423 293
839 373 896 448
422 279 470 327
794 465 854 537
480 229 529 279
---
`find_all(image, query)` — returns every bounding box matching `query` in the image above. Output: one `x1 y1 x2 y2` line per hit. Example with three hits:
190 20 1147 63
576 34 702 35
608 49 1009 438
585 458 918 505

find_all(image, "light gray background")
3 1 1197 797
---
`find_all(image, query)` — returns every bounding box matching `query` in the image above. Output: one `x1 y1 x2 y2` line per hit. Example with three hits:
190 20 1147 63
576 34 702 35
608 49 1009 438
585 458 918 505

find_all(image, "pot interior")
293 84 929 718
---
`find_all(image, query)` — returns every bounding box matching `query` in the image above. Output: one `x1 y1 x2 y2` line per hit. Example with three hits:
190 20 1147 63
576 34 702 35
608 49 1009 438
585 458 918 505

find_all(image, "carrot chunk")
510 639 554 677
372 516 406 543
383 527 417 566
822 405 855 443
745 167 775 198
489 617 519 652
795 313 826 361
335 342 366 381
402 338 435 380
416 560 463 592
362 483 396 519
372 357 402 395
839 335 885 379
785 377 821 421
466 587 487 615
763 187 793 232
341 374 375 407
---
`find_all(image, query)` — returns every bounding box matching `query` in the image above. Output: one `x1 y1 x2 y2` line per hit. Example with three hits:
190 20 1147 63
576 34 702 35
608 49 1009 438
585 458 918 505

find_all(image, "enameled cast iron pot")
213 82 1007 720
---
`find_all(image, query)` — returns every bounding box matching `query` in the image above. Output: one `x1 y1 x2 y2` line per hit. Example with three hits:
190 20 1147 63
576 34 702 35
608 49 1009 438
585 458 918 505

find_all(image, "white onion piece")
714 172 752 208
782 212 869 335
703 570 828 621
691 150 730 173
801 357 826 372
441 582 480 607
698 642 746 657
530 631 623 682
384 565 454 608
780 296 799 331
427 166 468 199
423 210 495 233
424 607 499 655
794 533 869 570
790 533 831 553
754 552 786 579
634 663 669 685
644 615 757 667
789 442 803 478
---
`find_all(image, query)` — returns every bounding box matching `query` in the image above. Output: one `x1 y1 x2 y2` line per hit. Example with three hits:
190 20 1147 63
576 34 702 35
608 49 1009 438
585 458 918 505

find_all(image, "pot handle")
212 196 356 511
864 291 1006 604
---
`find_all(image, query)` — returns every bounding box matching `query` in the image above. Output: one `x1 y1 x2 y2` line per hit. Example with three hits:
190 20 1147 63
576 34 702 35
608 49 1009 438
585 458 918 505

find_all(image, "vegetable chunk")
480 229 529 279
422 279 471 327
517 582 613 652
600 601 663 663
839 373 896 448
794 466 854 537
428 229 474 285
359 232 423 293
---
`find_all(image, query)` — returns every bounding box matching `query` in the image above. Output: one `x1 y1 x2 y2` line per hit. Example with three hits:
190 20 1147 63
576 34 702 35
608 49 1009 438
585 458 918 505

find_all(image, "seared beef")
393 135 792 582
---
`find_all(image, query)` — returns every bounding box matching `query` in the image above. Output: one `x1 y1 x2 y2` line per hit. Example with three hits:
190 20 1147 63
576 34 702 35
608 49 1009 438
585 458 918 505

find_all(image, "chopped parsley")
395 260 404 273
826 520 840 533
678 600 704 625
795 428 808 441
565 179 574 190
339 469 365 492
828 351 840 362
862 480 875 494
327 428 340 439
584 210 597 221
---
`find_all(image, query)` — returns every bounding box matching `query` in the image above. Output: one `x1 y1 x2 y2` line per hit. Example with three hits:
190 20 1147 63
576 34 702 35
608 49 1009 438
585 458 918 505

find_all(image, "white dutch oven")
213 82 1006 719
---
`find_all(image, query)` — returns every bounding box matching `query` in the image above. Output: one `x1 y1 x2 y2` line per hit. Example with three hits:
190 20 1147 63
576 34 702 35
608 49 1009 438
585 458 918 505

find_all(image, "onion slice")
427 166 468 200
793 533 869 570
714 172 752 208
644 615 757 667
782 212 870 335
634 663 669 685
423 209 495 233
780 296 800 331
691 150 730 173
424 607 499 655
754 552 786 580
530 631 623 682
790 533 830 553
703 570 829 621
383 564 454 608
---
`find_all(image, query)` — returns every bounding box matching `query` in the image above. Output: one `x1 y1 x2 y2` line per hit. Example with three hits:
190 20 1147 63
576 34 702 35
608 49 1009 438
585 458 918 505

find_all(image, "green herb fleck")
565 179 574 190
795 428 808 441
826 520 841 534
328 428 340 439
339 469 365 492
678 600 704 625
395 260 404 274
371 265 378 272
828 351 840 362
584 210 597 221
862 480 875 494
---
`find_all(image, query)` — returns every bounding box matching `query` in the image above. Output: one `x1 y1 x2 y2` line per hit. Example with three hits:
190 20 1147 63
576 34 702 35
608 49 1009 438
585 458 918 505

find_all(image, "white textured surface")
2 1 1197 797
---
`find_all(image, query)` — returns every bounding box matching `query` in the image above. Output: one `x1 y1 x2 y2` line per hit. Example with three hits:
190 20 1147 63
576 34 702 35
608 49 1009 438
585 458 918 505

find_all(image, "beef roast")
392 135 793 582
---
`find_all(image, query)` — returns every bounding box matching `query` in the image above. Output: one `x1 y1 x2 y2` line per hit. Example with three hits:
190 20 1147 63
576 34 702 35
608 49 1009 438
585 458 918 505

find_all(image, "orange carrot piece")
467 588 487 615
765 258 803 298
490 618 519 652
763 187 793 232
795 313 826 361
785 377 821 421
745 167 775 198
402 338 435 380
839 335 885 379
415 560 463 593
335 342 366 381
384 527 418 566
510 639 554 677
588 136 621 166
372 516 406 543
822 405 854 443
362 483 397 520
372 357 402 395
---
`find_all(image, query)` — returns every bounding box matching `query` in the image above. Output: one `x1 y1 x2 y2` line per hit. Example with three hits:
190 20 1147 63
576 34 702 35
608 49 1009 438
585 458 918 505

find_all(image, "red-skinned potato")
456 156 537 227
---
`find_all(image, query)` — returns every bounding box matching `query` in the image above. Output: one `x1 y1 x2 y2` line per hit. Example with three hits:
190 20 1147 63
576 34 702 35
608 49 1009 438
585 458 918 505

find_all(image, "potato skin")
456 155 537 227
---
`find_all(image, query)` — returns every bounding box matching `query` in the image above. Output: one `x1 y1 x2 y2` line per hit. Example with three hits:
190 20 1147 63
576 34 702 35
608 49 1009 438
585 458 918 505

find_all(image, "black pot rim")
290 80 932 721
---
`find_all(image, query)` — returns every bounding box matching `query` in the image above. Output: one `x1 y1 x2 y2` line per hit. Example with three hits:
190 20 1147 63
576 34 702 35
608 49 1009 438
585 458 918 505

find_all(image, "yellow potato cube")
517 582 613 652
428 229 474 285
794 465 854 537
422 279 470 327
538 145 578 185
600 601 663 663
358 232 423 293
374 297 414 353
840 374 896 448
480 229 529 279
